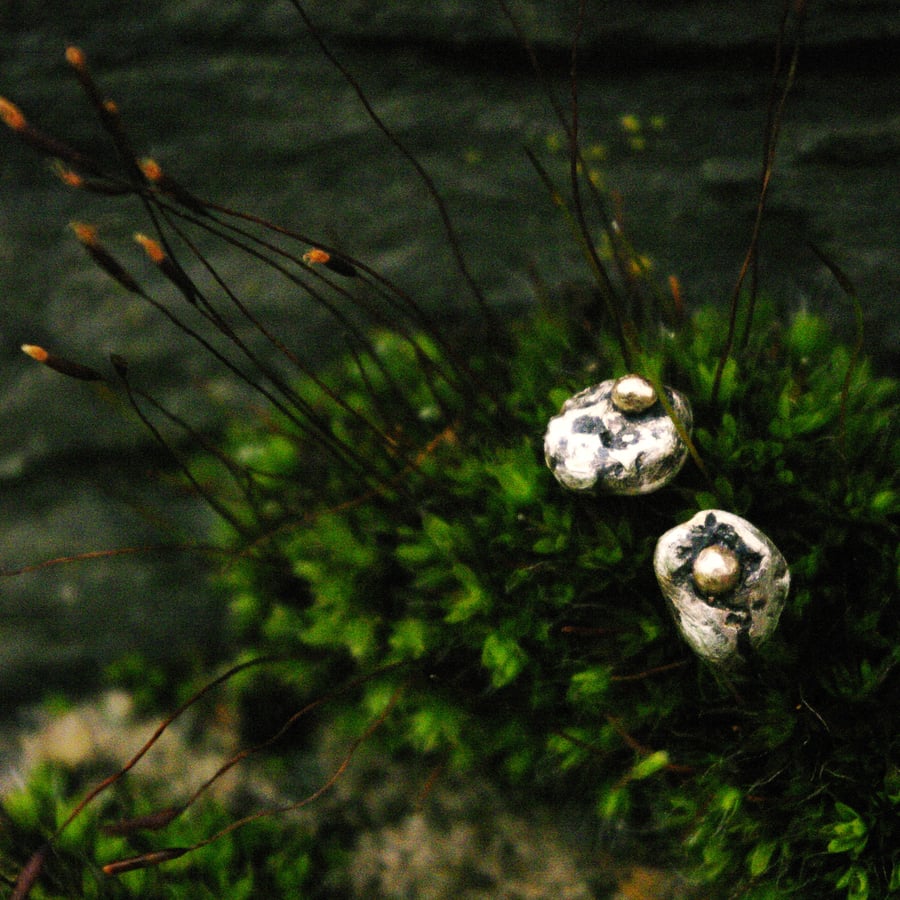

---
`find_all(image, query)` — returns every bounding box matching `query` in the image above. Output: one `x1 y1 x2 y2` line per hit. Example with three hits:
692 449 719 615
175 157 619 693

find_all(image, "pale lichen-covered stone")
543 375 692 494
653 510 790 666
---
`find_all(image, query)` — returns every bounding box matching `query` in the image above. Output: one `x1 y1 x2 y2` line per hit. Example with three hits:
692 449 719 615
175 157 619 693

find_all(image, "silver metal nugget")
544 374 692 494
653 509 790 666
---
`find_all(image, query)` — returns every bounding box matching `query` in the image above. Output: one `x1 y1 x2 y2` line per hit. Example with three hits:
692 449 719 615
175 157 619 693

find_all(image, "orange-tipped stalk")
303 247 358 277
99 99 142 173
64 44 89 73
1 96 106 175
55 165 83 188
70 222 143 294
64 45 102 111
135 232 199 303
302 247 329 265
139 157 164 183
20 344 48 363
0 96 26 131
140 158 208 213
21 344 105 381
52 162 132 195
134 231 166 265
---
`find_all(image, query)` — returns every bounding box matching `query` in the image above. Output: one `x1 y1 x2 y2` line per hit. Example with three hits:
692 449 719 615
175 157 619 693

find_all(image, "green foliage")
7 301 895 897
826 802 869 857
187 298 899 896
0 761 316 898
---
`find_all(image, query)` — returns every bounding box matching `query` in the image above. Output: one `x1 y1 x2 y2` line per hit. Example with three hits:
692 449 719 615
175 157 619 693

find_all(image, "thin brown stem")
712 0 804 404
287 1 499 333
102 675 408 876
54 657 282 837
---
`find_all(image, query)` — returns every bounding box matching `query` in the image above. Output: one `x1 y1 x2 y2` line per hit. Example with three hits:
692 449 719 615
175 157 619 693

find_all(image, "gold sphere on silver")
543 375 692 494
692 544 741 595
653 510 790 667
611 374 658 414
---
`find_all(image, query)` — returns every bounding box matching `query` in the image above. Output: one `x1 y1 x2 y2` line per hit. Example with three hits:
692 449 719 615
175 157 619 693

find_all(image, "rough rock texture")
654 509 790 666
300 0 900 63
209 1 898 54
544 377 692 494
5 1 897 67
312 729 695 899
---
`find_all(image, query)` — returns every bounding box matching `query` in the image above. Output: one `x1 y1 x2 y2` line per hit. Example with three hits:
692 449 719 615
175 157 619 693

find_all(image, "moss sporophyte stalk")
2 4 899 899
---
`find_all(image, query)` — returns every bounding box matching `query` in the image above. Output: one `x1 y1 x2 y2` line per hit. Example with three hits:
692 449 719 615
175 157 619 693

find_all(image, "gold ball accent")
692 545 741 595
611 374 657 414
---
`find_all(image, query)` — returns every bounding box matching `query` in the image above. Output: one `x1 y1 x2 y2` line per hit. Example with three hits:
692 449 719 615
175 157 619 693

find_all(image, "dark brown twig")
711 0 805 404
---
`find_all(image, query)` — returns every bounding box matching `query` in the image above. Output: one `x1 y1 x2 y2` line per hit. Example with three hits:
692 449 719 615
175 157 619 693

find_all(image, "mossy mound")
2 294 897 896
196 295 899 897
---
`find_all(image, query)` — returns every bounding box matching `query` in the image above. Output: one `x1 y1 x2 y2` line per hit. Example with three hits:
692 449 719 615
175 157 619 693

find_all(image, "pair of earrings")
543 374 790 667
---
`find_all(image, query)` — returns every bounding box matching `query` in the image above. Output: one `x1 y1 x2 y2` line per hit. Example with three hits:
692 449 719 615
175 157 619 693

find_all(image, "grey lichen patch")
543 376 692 494
653 510 790 666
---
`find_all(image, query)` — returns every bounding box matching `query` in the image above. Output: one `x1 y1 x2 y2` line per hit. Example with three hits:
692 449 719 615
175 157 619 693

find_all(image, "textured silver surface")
543 376 692 494
654 510 790 666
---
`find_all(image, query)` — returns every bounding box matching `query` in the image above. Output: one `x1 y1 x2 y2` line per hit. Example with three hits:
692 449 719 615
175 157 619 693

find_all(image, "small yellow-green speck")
545 131 563 153
596 233 613 260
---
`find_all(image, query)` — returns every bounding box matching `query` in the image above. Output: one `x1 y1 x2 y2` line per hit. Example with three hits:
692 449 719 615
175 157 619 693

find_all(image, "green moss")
0 761 317 898
193 298 898 896
11 301 891 894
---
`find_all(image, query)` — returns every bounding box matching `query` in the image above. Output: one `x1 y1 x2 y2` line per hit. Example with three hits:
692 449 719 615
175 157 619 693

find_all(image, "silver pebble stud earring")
653 510 790 667
544 373 692 494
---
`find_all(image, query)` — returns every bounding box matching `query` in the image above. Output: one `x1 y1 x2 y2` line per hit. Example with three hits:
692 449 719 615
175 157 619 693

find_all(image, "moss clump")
198 293 898 896
1 759 316 898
